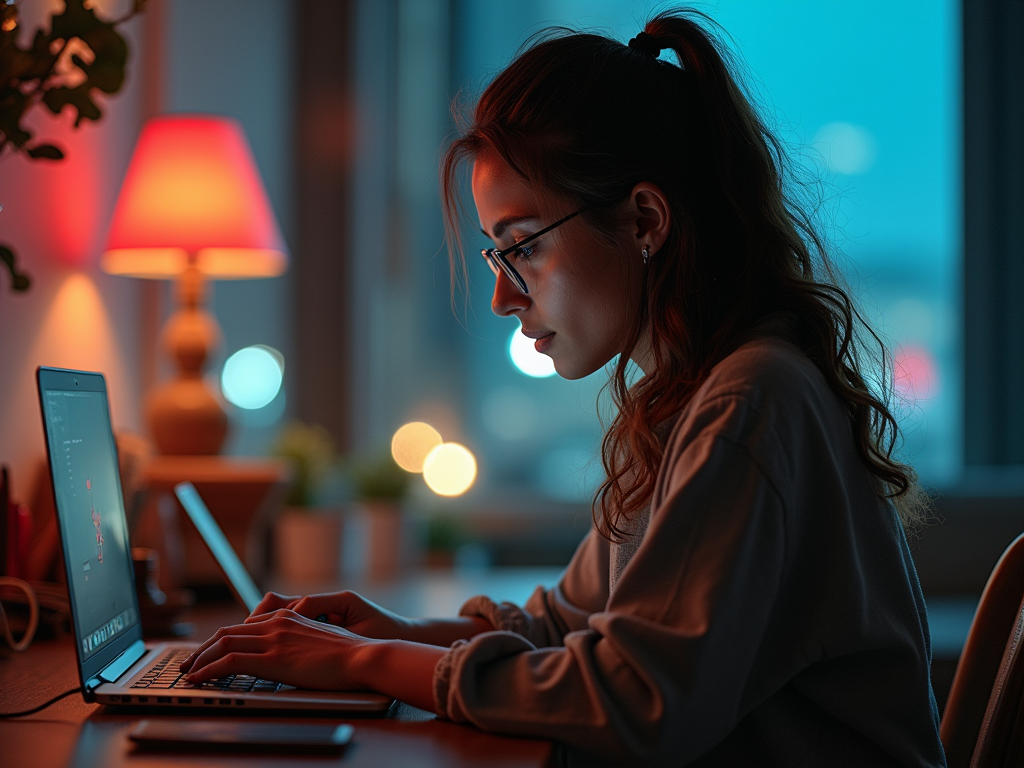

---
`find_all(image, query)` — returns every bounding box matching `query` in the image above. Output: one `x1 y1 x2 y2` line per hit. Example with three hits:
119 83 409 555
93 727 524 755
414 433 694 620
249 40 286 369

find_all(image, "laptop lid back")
37 367 144 692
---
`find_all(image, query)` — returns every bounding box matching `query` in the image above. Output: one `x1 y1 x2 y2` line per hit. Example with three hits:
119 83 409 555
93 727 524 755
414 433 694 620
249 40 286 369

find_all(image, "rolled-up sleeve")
433 419 788 763
458 524 610 648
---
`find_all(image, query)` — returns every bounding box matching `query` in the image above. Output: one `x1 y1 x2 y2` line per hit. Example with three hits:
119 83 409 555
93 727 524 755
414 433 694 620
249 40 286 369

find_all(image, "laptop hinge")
98 639 147 684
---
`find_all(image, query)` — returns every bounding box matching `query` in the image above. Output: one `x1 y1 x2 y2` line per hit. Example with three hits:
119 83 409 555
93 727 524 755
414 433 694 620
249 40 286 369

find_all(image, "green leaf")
42 85 102 126
27 143 64 160
0 245 32 293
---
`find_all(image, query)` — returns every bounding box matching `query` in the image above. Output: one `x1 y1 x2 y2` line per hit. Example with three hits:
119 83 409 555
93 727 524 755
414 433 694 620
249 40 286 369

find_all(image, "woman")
182 10 946 765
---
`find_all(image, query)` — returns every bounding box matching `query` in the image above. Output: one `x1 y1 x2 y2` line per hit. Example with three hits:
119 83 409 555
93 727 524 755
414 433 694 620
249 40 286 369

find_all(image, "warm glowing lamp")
102 115 288 454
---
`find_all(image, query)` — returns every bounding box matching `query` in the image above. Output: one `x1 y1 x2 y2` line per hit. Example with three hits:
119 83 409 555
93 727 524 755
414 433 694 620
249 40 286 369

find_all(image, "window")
449 0 962 502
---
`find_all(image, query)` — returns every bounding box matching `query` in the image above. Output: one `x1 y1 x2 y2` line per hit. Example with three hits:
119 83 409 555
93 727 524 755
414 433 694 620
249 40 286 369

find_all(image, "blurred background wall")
1 0 1021 548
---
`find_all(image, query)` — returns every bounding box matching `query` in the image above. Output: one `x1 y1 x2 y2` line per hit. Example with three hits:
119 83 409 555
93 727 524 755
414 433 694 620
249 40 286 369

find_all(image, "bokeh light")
894 345 939 403
221 345 284 409
391 421 443 473
509 328 556 378
423 443 477 496
812 121 877 175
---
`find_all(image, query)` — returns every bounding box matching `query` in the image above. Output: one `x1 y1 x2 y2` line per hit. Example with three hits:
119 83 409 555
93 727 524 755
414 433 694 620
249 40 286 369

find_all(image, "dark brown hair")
441 9 928 536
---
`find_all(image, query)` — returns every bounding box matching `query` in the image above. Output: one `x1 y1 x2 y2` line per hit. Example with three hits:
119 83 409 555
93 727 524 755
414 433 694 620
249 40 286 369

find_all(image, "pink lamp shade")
102 115 288 277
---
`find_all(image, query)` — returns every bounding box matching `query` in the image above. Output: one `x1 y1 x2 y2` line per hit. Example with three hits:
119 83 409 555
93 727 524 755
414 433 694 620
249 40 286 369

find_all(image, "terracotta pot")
275 508 344 585
361 502 404 582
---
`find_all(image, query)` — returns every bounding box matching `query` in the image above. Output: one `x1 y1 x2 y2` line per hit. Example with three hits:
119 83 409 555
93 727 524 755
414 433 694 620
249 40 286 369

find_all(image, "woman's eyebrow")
483 214 539 240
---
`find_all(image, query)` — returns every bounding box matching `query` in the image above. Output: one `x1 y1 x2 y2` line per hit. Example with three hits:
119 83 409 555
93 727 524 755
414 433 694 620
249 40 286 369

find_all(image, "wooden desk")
0 602 556 767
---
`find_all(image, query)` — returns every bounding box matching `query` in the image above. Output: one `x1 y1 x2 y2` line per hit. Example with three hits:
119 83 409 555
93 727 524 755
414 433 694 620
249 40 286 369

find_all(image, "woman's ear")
629 182 671 257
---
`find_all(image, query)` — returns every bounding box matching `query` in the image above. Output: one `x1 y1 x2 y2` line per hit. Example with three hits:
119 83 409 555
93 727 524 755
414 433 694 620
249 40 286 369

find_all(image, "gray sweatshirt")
432 334 946 767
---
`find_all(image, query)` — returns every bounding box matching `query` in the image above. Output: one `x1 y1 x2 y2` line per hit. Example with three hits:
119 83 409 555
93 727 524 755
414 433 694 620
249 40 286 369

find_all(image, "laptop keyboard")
130 648 281 693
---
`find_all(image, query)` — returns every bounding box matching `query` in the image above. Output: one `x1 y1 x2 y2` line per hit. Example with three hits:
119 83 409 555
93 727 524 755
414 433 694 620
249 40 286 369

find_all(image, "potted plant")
271 420 344 585
423 512 468 569
350 450 411 581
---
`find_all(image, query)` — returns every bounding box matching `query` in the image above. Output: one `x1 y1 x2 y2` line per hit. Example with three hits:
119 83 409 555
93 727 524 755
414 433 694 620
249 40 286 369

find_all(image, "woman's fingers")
174 618 378 696
179 620 279 672
290 591 359 622
249 591 300 618
181 613 370 691
185 629 275 680
179 628 226 672
186 652 267 684
243 608 319 627
244 592 349 624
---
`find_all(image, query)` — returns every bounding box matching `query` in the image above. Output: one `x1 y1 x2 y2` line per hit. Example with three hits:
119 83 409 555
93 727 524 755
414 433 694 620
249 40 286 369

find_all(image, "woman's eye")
513 244 534 260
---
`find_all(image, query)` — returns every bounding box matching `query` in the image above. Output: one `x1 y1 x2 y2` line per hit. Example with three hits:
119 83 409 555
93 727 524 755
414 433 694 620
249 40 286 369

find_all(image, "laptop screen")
40 377 138 662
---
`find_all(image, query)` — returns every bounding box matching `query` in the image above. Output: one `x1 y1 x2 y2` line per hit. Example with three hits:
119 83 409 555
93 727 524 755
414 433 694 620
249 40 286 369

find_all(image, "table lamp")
102 115 288 455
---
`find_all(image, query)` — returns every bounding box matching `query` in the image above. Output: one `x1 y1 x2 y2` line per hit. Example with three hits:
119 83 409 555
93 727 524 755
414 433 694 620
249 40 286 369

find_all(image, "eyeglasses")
480 209 582 295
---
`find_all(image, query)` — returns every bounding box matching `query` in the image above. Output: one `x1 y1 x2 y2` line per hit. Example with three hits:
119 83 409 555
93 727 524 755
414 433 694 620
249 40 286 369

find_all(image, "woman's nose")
491 272 530 316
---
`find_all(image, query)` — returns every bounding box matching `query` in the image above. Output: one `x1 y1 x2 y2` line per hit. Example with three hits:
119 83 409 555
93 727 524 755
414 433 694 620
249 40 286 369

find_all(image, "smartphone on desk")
129 720 354 753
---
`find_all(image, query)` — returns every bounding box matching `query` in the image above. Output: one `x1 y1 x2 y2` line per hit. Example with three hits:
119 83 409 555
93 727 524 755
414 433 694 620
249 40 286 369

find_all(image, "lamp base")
147 263 229 455
146 377 229 455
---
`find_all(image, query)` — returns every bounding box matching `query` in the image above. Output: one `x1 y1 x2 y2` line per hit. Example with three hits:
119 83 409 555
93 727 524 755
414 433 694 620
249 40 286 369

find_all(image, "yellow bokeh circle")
391 422 443 473
422 443 477 497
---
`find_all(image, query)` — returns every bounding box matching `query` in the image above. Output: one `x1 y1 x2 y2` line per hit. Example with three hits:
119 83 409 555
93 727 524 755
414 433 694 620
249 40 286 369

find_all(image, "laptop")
37 366 392 713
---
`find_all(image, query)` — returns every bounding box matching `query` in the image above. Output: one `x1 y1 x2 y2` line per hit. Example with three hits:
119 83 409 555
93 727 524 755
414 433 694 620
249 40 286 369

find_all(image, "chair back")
941 532 1024 767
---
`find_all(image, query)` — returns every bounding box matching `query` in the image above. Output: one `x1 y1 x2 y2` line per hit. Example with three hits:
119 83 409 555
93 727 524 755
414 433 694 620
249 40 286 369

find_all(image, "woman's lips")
521 328 555 354
532 332 555 354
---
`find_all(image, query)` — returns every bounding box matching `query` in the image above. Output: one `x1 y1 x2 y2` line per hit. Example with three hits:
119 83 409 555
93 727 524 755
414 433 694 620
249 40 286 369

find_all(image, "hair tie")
628 31 661 58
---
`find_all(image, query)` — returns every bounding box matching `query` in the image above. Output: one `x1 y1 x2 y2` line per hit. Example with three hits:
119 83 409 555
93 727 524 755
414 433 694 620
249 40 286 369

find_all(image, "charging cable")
0 687 79 718
0 576 39 652
0 577 81 718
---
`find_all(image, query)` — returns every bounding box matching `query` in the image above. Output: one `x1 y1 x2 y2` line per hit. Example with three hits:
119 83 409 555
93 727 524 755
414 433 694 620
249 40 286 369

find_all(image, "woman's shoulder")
697 331 826 416
658 326 867 513
665 327 846 460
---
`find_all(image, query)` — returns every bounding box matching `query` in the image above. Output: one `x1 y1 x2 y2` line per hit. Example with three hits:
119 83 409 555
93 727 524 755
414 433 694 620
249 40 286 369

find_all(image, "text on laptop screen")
42 389 137 660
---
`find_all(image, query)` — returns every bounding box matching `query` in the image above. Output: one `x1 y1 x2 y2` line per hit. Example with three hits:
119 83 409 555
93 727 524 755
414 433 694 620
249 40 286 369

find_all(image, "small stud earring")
642 245 650 265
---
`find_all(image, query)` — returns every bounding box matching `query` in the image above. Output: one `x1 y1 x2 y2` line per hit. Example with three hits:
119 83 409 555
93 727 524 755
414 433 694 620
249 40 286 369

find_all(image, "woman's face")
472 151 645 380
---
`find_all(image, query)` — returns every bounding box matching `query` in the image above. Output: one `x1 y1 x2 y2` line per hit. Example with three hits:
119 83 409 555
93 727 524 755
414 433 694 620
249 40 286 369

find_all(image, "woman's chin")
551 355 601 381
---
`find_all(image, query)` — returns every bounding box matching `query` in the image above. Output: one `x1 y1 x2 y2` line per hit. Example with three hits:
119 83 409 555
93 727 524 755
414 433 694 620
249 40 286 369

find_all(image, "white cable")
0 577 39 652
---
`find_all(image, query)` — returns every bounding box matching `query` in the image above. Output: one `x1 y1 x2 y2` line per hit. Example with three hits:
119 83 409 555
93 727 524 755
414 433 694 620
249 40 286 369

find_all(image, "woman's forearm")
357 639 449 712
404 616 493 646
350 616 491 710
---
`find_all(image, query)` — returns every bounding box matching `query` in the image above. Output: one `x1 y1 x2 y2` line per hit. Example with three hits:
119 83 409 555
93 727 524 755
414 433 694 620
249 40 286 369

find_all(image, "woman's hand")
247 590 413 640
178 609 380 691
178 608 448 711
247 591 493 647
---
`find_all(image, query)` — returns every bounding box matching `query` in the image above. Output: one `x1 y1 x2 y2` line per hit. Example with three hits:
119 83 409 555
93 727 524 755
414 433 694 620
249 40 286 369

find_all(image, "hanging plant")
0 0 147 293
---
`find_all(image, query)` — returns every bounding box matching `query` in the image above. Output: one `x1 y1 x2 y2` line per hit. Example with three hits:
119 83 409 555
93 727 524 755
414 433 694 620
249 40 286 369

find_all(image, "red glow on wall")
4 112 103 267
51 132 101 266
